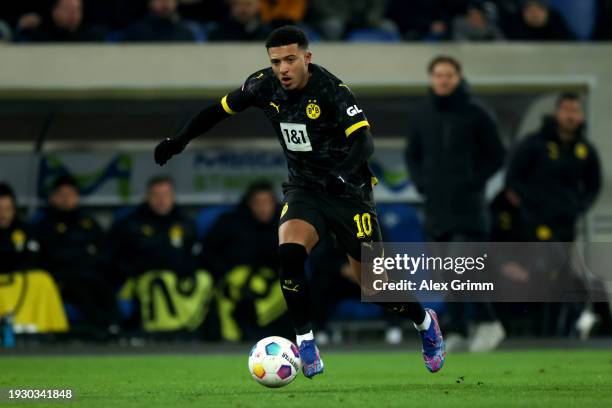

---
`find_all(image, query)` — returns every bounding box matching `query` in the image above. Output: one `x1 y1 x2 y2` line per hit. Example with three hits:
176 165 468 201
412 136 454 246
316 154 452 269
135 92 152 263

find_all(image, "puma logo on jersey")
270 102 280 113
346 105 363 117
254 72 264 79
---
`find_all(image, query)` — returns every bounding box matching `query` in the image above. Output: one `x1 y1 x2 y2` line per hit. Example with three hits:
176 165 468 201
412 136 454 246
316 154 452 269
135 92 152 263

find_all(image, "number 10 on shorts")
353 213 372 238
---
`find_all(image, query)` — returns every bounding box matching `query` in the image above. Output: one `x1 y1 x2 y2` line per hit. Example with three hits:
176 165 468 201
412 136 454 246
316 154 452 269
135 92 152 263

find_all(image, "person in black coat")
504 93 602 337
110 176 199 280
199 180 290 340
506 93 601 242
34 175 118 334
504 0 575 41
405 55 506 351
19 0 107 42
406 56 505 242
0 183 40 274
207 0 271 42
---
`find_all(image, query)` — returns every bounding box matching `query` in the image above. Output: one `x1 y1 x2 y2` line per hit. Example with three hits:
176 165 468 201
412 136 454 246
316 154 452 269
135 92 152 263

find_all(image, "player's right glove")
154 137 185 166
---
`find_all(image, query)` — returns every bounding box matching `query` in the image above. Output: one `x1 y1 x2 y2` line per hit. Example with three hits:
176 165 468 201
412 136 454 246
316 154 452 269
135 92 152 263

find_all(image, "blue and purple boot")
419 308 446 373
299 339 325 378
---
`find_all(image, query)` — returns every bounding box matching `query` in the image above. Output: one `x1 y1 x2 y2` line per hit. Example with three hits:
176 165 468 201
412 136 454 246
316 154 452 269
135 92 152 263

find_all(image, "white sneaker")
445 333 469 352
469 321 506 352
576 309 599 341
315 331 330 346
385 326 403 344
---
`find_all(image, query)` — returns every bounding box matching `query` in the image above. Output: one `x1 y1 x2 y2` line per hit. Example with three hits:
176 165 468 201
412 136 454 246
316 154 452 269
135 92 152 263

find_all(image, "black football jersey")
222 63 375 196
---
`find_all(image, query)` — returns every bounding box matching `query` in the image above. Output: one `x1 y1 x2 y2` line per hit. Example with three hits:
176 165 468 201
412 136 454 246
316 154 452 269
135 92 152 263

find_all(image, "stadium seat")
28 208 47 226
183 20 207 42
111 206 136 225
195 205 231 238
345 29 401 43
549 0 597 40
377 203 425 242
106 30 126 43
298 25 322 43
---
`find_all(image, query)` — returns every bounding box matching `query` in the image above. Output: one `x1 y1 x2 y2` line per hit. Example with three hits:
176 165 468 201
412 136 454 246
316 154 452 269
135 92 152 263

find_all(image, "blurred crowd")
0 0 611 44
2 51 612 348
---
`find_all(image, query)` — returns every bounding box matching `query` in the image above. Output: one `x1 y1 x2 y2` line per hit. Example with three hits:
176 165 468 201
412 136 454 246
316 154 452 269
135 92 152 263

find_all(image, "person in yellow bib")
0 182 68 334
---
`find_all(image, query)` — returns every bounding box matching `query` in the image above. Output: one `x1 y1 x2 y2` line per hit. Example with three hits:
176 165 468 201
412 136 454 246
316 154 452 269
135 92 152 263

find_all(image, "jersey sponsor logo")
269 101 280 113
306 100 321 119
346 105 363 117
280 123 312 152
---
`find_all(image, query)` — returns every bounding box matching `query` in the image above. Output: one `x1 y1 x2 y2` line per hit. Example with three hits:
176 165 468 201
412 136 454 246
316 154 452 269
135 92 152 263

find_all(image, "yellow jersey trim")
345 120 370 137
221 95 237 115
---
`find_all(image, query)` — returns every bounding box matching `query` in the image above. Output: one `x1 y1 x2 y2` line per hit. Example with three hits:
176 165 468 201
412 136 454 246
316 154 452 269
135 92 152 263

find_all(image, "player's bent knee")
278 219 318 251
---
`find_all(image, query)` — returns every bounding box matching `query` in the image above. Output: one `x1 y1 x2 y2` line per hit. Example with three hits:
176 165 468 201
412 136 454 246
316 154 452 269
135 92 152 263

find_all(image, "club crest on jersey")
306 100 321 120
575 143 588 160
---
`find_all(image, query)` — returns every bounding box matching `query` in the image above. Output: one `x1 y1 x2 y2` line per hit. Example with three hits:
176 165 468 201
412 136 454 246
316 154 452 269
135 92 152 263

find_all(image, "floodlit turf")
1 350 611 407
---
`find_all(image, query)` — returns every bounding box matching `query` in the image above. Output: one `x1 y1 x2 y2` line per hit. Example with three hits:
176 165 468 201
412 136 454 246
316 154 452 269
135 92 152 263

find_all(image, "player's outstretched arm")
324 127 374 194
154 103 231 166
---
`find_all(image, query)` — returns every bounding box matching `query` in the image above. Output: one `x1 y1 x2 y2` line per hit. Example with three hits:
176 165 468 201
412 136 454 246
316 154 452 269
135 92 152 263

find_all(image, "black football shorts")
279 187 382 262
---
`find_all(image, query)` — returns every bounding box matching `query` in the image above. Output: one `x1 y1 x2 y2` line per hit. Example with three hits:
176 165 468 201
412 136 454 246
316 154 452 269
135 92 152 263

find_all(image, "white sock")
415 311 432 331
296 330 314 347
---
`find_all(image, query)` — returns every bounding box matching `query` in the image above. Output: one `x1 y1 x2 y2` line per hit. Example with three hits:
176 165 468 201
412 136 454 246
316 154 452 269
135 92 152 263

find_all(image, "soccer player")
154 25 445 378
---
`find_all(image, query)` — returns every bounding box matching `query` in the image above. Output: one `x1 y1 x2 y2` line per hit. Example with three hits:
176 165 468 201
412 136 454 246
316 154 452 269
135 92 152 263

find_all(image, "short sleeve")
333 83 370 137
222 70 268 115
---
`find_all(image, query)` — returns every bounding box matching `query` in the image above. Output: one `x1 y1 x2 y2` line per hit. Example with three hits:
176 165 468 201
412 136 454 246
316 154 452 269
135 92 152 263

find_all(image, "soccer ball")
248 336 301 388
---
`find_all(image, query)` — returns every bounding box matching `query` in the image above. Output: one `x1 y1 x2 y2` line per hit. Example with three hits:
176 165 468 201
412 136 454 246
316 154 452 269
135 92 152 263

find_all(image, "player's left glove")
324 170 348 195
154 137 185 166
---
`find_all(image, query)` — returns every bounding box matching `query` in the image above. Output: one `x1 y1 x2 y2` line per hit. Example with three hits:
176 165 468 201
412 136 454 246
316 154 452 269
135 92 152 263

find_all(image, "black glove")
154 138 185 166
324 170 348 195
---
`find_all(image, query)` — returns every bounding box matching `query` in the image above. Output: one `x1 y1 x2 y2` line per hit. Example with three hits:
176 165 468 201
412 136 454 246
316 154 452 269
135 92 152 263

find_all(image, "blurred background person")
176 0 228 25
34 175 118 337
504 0 575 41
0 182 68 335
18 0 107 42
199 180 290 341
110 176 213 335
0 18 11 41
308 0 397 41
505 93 605 338
259 0 307 28
506 93 601 243
405 55 506 352
208 0 272 42
452 1 504 41
123 0 197 42
384 0 450 41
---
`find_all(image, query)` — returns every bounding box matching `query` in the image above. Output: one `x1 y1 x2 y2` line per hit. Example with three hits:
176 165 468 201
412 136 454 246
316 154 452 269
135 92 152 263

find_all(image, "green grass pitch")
1 350 611 407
